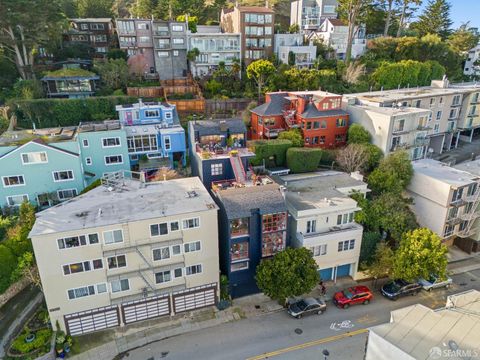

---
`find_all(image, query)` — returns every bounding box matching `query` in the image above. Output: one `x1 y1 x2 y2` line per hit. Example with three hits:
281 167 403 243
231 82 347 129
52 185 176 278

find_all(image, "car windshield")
428 275 437 283
343 289 354 299
389 281 402 292
297 300 308 310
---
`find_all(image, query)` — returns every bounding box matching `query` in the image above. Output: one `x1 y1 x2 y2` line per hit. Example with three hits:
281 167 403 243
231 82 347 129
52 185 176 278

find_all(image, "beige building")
277 171 368 281
344 78 480 155
407 159 480 246
29 173 220 335
449 82 480 142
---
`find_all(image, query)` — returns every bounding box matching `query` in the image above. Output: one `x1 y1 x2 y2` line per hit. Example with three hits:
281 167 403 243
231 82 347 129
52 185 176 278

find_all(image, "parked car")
381 279 422 300
287 297 327 319
418 274 453 291
333 285 373 309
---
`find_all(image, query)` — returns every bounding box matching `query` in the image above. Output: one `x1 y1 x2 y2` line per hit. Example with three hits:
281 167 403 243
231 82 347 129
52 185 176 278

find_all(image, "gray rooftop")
413 159 480 187
30 177 218 236
454 158 480 176
250 92 289 116
349 104 431 116
191 119 246 136
214 183 286 218
302 103 348 119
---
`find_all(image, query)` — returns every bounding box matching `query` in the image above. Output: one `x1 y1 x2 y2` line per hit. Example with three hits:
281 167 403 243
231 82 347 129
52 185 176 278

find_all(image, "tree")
0 244 17 292
367 151 413 195
359 231 382 265
112 0 132 17
255 248 319 302
278 129 303 147
10 251 42 291
413 0 452 39
393 228 448 281
347 123 371 144
177 15 198 33
107 49 128 60
0 0 66 79
288 24 300 34
383 0 395 36
336 144 368 173
94 58 130 91
447 25 479 55
396 0 422 37
364 143 383 172
129 0 157 18
364 241 395 280
246 59 275 101
76 0 114 17
338 0 371 63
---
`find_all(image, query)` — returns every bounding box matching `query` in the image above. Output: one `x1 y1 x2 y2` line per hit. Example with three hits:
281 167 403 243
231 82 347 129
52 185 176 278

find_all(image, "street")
122 269 480 360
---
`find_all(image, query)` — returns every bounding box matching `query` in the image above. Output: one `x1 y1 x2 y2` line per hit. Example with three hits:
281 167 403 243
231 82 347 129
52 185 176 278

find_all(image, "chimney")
265 0 269 8
235 1 239 8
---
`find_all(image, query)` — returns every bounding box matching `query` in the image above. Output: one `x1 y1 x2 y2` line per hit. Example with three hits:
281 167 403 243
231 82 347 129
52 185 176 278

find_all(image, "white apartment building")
188 25 241 77
273 33 316 67
407 159 480 245
290 0 338 31
308 19 366 59
29 173 220 335
464 44 480 77
344 103 431 160
448 82 480 142
278 171 368 282
344 78 480 155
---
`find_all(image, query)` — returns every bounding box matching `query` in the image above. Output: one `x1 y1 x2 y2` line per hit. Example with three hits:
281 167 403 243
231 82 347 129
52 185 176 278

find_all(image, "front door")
125 111 133 125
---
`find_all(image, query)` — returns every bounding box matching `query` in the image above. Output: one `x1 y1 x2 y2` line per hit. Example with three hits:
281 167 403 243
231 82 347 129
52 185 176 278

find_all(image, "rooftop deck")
195 143 254 160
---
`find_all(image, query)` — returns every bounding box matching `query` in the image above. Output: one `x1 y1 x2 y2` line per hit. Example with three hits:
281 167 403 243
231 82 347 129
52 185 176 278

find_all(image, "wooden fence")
205 98 253 115
126 86 164 98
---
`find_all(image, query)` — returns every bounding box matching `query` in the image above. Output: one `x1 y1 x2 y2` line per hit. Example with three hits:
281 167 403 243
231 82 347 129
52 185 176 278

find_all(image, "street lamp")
322 349 330 360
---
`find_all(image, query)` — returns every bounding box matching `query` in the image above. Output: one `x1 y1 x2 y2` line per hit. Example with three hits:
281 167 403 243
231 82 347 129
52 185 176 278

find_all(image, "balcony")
296 223 363 243
415 137 430 146
392 127 411 135
417 124 432 131
263 126 284 138
118 29 136 35
450 198 466 207
120 41 136 47
446 216 463 226
195 143 253 160
154 30 170 36
390 142 412 152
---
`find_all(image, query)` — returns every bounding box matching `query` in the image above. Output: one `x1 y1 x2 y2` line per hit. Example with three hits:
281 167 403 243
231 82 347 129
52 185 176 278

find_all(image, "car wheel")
363 300 370 305
296 314 302 319
343 304 349 309
392 296 398 301
445 284 451 289
427 287 432 292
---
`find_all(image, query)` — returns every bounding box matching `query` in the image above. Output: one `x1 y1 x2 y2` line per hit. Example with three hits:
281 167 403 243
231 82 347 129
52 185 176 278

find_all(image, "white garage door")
173 283 217 313
121 294 170 324
64 305 120 335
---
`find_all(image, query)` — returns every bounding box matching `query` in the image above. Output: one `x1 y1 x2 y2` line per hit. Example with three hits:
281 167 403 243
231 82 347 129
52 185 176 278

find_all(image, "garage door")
172 283 217 314
121 294 170 324
319 267 333 281
336 264 351 278
64 305 120 336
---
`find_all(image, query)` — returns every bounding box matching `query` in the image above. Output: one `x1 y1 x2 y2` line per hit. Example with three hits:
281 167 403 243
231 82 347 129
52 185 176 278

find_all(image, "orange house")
249 91 349 148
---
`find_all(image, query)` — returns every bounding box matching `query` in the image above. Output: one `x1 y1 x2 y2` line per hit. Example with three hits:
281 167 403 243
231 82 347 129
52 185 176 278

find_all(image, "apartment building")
344 103 431 160
29 175 219 335
273 33 316 67
277 171 367 281
448 83 480 142
64 18 115 58
464 44 480 77
188 119 254 190
250 91 349 148
290 0 338 31
407 159 480 245
308 19 366 59
343 78 479 155
188 26 241 77
213 176 287 298
220 5 275 65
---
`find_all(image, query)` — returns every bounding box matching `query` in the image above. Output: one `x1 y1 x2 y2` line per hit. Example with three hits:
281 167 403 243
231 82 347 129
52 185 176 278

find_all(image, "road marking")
245 328 368 360
329 320 354 331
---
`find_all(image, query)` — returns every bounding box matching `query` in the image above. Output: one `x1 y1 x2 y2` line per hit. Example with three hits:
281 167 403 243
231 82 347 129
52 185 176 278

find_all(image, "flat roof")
0 127 77 146
78 120 121 133
413 159 479 187
369 290 480 359
350 104 431 116
70 18 112 23
30 176 218 236
454 158 480 176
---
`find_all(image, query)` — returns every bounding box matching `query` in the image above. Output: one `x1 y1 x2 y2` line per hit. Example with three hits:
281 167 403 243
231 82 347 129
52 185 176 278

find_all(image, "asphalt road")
122 269 480 360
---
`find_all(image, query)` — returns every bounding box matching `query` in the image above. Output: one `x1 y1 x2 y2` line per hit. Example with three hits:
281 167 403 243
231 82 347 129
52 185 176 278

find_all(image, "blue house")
116 100 186 169
213 177 287 298
188 119 254 190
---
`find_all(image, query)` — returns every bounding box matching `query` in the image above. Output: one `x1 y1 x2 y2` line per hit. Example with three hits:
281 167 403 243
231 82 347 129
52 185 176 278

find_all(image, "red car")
333 285 373 309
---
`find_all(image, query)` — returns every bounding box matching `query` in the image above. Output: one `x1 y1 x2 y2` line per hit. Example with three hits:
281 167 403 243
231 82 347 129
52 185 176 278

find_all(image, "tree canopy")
246 59 276 100
412 0 452 39
367 151 413 195
347 123 371 144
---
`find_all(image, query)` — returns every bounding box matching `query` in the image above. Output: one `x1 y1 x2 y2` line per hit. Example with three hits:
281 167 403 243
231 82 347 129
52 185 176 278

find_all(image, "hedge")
286 147 323 173
10 96 138 129
248 139 292 167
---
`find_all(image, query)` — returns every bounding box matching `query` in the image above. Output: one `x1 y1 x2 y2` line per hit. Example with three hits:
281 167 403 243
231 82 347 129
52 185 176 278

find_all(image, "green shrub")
286 147 323 173
11 329 52 354
80 179 101 194
359 231 382 265
248 139 292 167
0 116 9 134
0 244 17 293
9 96 137 128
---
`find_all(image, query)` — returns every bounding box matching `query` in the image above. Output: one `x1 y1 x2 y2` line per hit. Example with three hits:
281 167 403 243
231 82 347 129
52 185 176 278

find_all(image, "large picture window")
231 242 249 261
262 232 286 257
262 213 287 233
230 218 249 237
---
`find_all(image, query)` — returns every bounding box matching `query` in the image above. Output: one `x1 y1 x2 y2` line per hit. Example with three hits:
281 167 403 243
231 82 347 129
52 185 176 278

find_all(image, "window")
93 259 103 269
230 218 249 237
451 188 464 203
434 123 440 133
184 241 201 253
320 136 326 144
262 213 287 232
164 136 171 151
453 95 461 106
186 264 202 275
53 170 74 182
231 262 249 272
107 255 126 269
183 217 199 229
172 38 184 45
265 14 273 23
337 213 354 225
172 244 181 255
321 120 327 129
7 194 28 206
111 279 129 293
81 24 88 30
68 285 95 300
313 121 320 129
57 235 87 249
306 220 316 234
105 155 123 165
172 25 183 31
165 112 173 119
338 240 355 251
157 51 169 57
430 98 436 107
310 244 327 256
103 229 123 244
58 189 78 200
211 163 223 176
231 242 249 261
102 137 121 147
138 36 150 43
85 157 92 165
336 118 346 127
174 268 183 278
170 221 180 231
436 111 442 120
262 232 285 257
153 247 170 261
82 139 89 147
444 225 454 237
306 122 312 130
21 152 47 164
449 108 458 119
335 134 346 143
393 119 405 132
415 100 421 108
3 175 25 187
91 23 105 30
467 183 478 196
63 261 92 275
155 270 171 284
96 283 107 293
150 223 168 236
265 26 272 35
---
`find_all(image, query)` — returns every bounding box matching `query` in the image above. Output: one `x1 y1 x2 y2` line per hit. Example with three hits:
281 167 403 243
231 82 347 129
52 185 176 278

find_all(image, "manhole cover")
255 305 261 309
161 351 169 358
294 328 303 335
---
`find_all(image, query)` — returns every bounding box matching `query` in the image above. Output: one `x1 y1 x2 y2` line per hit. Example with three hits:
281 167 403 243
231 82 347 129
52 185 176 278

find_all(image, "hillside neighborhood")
1 0 480 359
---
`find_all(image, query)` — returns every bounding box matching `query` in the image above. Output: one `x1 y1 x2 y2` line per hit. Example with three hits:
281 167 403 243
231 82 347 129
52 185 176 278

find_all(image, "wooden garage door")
121 294 170 324
172 283 217 314
64 305 120 336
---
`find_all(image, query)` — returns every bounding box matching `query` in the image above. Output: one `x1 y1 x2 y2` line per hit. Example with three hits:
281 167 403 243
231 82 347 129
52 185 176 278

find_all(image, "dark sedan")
287 297 327 319
381 279 422 300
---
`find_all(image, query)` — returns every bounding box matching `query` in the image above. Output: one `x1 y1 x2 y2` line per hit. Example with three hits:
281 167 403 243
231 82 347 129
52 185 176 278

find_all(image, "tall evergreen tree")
396 0 422 37
413 0 452 39
76 0 114 18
